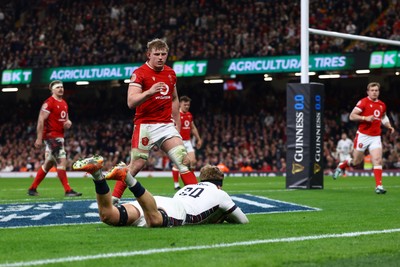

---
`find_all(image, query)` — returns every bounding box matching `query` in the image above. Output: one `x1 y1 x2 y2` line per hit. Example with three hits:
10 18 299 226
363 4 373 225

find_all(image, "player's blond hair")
199 164 224 181
147 38 169 53
367 82 380 90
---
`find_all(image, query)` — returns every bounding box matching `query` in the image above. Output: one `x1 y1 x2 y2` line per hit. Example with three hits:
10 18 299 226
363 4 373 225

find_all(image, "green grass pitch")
0 175 399 267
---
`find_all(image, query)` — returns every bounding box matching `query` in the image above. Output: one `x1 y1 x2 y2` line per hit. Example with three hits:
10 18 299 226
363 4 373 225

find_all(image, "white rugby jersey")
129 182 248 227
173 182 241 225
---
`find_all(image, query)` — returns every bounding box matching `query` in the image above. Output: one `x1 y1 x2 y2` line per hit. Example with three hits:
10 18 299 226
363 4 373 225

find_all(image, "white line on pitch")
1 228 400 267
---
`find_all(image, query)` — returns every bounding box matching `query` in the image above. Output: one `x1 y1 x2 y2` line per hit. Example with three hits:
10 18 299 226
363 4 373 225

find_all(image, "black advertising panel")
286 83 324 189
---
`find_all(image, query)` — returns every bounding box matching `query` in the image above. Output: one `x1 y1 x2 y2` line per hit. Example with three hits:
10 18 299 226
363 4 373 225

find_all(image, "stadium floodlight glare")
355 69 370 74
318 74 340 79
264 74 269 77
204 79 224 84
295 72 316 76
2 87 18 92
76 81 89 85
396 72 399 76
264 77 273 81
124 79 131 83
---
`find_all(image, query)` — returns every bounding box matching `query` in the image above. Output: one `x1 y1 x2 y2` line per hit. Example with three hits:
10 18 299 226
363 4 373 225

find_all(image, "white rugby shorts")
132 123 181 150
128 196 186 227
353 132 382 152
183 140 194 153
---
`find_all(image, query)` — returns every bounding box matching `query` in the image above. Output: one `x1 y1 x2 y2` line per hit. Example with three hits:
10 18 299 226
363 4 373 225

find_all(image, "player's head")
199 164 224 188
49 80 64 97
146 38 169 70
179 96 191 112
366 82 380 100
147 38 169 53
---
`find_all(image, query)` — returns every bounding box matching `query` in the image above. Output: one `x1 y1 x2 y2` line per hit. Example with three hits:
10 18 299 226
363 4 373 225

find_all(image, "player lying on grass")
73 156 249 227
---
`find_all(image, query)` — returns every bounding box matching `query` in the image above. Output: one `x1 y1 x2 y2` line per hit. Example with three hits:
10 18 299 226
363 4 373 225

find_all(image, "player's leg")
369 145 386 194
187 150 197 170
171 164 181 190
111 149 147 204
111 123 152 204
171 141 196 190
55 157 81 196
54 140 82 196
27 151 54 196
73 155 141 226
334 133 365 180
105 161 164 227
163 137 197 185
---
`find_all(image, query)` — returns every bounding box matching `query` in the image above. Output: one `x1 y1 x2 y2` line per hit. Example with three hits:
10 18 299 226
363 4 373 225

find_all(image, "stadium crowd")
1 0 400 174
1 0 398 70
1 90 400 174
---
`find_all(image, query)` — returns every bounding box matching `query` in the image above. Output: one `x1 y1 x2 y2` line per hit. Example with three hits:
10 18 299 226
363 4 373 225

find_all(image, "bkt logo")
369 51 400 68
1 69 32 85
173 61 207 77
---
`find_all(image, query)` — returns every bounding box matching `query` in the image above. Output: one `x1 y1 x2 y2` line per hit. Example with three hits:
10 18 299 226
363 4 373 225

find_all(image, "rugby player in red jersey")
333 82 395 194
110 39 198 204
28 80 82 197
171 96 202 190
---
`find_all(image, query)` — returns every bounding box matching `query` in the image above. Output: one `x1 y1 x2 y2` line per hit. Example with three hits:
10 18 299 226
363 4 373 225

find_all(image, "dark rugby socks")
93 179 110 195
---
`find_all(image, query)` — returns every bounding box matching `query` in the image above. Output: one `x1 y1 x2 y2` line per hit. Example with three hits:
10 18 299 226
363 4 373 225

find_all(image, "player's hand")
364 115 374 122
196 139 203 149
63 120 72 129
149 82 166 95
388 126 395 134
34 139 42 148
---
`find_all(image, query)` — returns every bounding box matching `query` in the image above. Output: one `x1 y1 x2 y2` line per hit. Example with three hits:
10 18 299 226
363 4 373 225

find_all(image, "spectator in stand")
0 0 393 70
217 161 230 173
240 159 253 172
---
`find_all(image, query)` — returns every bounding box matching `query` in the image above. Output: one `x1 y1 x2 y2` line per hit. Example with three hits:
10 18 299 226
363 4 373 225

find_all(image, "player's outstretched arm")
225 208 249 224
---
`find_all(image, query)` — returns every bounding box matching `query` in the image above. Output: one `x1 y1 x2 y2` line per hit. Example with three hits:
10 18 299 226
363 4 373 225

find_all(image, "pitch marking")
1 228 400 267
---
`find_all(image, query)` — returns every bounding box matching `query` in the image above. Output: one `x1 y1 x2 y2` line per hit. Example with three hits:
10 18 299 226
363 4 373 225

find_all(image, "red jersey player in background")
172 96 202 190
27 80 82 197
333 82 395 194
109 38 198 205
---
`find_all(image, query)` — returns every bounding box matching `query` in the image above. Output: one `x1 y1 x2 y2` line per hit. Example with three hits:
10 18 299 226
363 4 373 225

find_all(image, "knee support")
167 145 190 172
131 149 149 161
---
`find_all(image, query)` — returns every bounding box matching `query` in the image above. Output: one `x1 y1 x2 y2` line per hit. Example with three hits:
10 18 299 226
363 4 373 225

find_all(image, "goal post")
285 0 400 189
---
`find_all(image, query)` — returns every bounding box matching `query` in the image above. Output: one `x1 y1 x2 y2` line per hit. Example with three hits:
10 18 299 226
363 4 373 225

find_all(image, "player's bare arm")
35 110 50 148
225 208 249 224
171 88 181 131
127 82 165 109
63 115 72 129
191 122 202 149
349 108 374 122
382 113 395 134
